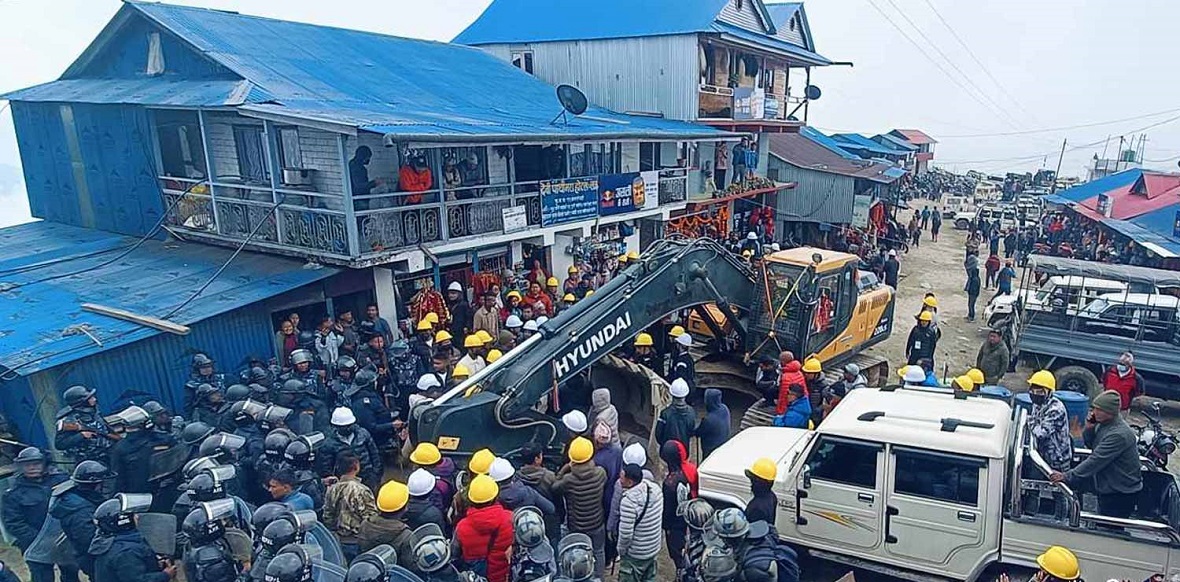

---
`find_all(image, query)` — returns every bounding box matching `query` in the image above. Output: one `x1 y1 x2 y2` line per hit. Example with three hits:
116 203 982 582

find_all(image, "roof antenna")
552 84 588 126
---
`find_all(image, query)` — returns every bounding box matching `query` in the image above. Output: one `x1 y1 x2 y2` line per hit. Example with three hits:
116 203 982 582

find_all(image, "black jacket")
448 300 474 340
51 486 105 575
321 426 382 487
883 258 900 288
90 529 169 582
905 325 938 365
745 479 777 525
693 389 730 458
2 470 68 550
110 430 175 494
655 400 697 448
498 478 556 515
403 495 448 533
349 389 396 443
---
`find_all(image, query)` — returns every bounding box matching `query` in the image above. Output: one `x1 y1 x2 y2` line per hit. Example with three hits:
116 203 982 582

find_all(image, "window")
570 143 620 177
892 448 982 506
232 125 270 183
639 143 661 172
511 51 534 75
276 127 303 169
806 437 879 489
154 110 206 179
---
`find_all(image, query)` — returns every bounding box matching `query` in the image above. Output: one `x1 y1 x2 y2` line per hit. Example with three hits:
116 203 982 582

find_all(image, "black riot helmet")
15 447 46 478
72 460 116 485
196 383 224 405
264 428 296 461
181 422 217 447
94 493 152 534
351 369 378 396
388 340 409 356
182 456 220 481
296 332 316 350
183 498 235 545
246 366 274 388
114 405 151 430
189 465 237 502
63 385 96 409
249 383 271 403
140 400 167 417
346 545 398 582
140 401 172 431
283 433 324 468
260 405 293 431
337 356 357 378
192 353 215 373
225 384 252 403
289 349 314 369
229 399 266 427
199 433 246 462
264 545 314 582
261 511 316 555
251 501 289 535
275 380 306 407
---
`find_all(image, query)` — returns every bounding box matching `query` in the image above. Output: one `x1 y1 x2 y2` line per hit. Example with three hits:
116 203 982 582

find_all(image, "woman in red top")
525 281 553 316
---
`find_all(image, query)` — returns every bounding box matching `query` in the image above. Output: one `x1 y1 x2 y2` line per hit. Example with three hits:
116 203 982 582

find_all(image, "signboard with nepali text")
540 176 599 227
599 172 647 216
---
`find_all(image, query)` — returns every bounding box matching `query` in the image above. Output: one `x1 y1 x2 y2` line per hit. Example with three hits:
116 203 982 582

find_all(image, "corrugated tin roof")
708 21 830 65
800 126 859 160
873 133 918 152
1129 202 1180 242
831 132 908 156
892 128 937 145
1103 218 1180 258
1046 169 1141 204
126 1 732 141
0 221 339 376
454 0 731 44
769 131 902 184
1 78 267 107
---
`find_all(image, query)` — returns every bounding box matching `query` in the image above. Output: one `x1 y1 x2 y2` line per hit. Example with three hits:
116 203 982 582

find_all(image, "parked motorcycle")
1134 402 1178 470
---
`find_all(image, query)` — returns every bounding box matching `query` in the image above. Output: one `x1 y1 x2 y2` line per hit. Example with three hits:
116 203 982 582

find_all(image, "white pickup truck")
698 387 1180 582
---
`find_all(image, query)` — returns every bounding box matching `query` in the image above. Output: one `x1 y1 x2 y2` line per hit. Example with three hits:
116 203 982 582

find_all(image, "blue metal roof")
454 0 731 44
1128 202 1180 242
800 126 860 160
1046 169 1142 205
123 1 731 142
830 133 907 156
2 78 268 107
873 133 919 152
1103 218 1180 258
0 221 339 376
708 21 830 65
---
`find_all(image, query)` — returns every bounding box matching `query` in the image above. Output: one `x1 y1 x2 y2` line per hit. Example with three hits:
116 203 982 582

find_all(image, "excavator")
413 237 895 459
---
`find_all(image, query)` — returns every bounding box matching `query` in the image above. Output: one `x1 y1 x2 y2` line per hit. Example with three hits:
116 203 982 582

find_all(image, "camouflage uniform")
1030 398 1073 471
322 476 377 547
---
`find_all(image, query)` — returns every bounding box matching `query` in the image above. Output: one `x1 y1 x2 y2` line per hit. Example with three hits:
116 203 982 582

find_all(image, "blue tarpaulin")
1044 169 1141 205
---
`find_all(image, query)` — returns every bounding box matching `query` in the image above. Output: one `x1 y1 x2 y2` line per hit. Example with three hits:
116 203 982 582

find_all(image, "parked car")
983 275 1129 327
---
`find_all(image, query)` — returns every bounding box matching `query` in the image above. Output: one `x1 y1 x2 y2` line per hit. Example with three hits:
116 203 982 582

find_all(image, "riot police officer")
388 340 424 412
47 460 114 578
54 385 113 463
346 545 400 582
4 448 74 582
329 356 359 408
253 511 318 582
511 507 555 582
321 407 382 488
282 349 326 401
555 533 598 582
187 466 253 533
181 421 218 458
275 379 327 435
109 406 176 494
182 500 241 582
412 523 462 582
683 498 717 582
171 456 220 525
141 401 179 439
257 428 296 491
284 433 327 510
225 383 252 404
191 383 229 427
346 369 397 450
242 365 276 394
186 353 225 416
263 544 317 582
90 493 176 582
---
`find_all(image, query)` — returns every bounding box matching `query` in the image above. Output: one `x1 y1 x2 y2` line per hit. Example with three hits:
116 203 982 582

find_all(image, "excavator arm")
414 237 756 458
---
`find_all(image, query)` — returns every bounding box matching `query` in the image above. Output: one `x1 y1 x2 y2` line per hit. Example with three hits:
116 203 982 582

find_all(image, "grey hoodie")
588 388 620 445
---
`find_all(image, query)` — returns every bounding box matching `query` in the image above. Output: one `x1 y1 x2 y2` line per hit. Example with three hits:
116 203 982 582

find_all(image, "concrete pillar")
553 233 577 283
757 132 770 175
372 267 401 340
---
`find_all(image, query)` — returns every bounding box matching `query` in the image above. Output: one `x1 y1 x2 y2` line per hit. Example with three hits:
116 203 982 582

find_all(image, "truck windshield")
1033 281 1057 302
1080 298 1109 316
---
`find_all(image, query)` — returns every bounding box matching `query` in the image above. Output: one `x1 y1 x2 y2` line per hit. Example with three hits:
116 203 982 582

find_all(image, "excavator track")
737 351 891 430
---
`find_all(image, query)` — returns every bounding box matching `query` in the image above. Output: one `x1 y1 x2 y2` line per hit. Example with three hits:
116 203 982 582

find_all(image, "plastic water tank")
1014 391 1088 446
978 385 1013 405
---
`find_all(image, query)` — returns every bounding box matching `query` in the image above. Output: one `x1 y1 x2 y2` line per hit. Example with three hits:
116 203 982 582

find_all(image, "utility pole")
1051 138 1067 194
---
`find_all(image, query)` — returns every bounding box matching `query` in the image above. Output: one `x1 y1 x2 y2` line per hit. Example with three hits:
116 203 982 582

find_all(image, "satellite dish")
556 84 588 116
804 85 822 101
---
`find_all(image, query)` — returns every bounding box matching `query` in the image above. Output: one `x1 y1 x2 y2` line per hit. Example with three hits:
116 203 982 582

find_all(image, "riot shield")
23 514 76 568
308 521 345 567
224 527 253 564
137 512 178 556
289 411 315 435
389 565 427 582
313 560 347 582
150 443 192 482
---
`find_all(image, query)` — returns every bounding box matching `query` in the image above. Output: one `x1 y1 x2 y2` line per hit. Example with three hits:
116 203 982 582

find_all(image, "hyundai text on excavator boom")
414 237 895 458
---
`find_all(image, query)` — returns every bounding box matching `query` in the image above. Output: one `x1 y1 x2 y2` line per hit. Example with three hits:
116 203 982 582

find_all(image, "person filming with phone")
1049 390 1142 518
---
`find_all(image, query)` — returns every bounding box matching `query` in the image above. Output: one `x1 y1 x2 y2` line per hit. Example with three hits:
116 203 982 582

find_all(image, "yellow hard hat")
669 325 686 338
467 474 499 504
585 290 594 297
486 349 503 363
464 334 482 348
1029 370 1057 391
802 358 823 374
476 330 493 344
416 319 432 331
546 277 559 287
376 480 410 513
966 368 986 386
627 251 640 260
1036 546 1080 581
746 458 777 482
618 254 629 263
410 442 441 466
923 296 938 308
563 293 576 302
742 249 753 257
568 437 594 464
953 375 975 392
507 290 522 301
469 448 495 474
434 330 453 343
568 265 579 274
452 364 470 378
918 311 933 322
424 312 439 324
634 333 654 347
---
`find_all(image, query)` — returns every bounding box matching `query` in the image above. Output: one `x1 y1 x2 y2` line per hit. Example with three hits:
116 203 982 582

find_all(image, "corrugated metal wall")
718 0 768 33
69 12 235 79
11 101 163 237
478 35 700 121
770 157 855 224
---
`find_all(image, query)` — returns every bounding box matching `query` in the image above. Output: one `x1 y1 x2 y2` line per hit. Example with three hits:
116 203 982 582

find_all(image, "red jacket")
455 503 514 582
776 361 806 415
1103 366 1143 410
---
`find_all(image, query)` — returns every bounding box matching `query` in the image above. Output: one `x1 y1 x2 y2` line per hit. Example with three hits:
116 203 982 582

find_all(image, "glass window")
511 51 534 75
639 143 661 172
893 448 982 507
276 127 303 169
232 125 270 183
807 437 878 489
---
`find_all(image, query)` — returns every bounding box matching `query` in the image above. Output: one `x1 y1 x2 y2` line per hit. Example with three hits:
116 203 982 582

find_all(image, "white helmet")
536 316 549 326
746 232 758 240
447 281 463 293
562 410 588 433
675 333 693 347
622 443 647 466
407 469 436 497
329 407 356 427
417 374 442 391
902 365 926 384
489 457 515 482
505 315 524 329
670 378 690 398
523 320 539 332
770 243 781 251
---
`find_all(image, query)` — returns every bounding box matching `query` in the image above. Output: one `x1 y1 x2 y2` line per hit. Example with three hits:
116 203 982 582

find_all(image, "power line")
920 0 1037 122
938 106 1180 138
862 0 1019 130
878 0 1023 129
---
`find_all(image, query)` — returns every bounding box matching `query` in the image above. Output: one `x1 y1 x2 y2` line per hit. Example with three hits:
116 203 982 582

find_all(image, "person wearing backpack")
737 521 800 582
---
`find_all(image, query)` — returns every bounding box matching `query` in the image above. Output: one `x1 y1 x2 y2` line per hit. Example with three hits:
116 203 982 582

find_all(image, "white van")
984 275 1128 326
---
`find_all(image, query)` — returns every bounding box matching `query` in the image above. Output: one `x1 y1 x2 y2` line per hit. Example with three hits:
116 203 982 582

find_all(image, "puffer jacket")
616 479 663 560
403 495 448 533
553 460 607 532
454 503 514 582
776 361 806 415
358 514 417 571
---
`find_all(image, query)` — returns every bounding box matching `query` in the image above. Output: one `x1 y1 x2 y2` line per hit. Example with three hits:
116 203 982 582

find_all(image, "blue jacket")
922 371 942 387
773 398 811 429
694 389 731 458
50 486 105 575
280 490 315 512
2 471 68 551
91 529 169 582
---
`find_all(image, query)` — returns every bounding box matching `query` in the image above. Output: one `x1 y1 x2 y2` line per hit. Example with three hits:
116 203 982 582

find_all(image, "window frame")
890 445 985 508
275 126 304 170
805 435 882 490
511 50 535 75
